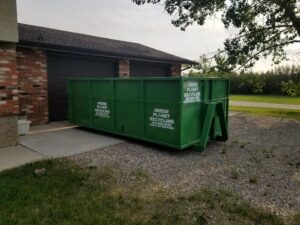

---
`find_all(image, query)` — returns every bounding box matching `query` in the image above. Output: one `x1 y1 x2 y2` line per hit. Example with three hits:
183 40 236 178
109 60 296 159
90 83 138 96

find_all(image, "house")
0 0 194 148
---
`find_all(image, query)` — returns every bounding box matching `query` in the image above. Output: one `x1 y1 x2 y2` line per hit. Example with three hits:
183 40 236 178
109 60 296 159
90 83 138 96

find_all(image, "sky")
16 0 299 71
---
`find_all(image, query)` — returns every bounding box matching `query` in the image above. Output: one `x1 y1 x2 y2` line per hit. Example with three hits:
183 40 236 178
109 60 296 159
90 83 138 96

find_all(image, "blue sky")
17 0 299 71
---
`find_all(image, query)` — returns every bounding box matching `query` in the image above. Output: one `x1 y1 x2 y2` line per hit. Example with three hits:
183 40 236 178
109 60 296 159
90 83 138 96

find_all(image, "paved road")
230 101 300 110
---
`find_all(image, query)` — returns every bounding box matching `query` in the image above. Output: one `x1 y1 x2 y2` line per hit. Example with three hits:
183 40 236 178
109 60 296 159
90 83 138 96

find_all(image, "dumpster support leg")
215 102 228 142
196 102 228 151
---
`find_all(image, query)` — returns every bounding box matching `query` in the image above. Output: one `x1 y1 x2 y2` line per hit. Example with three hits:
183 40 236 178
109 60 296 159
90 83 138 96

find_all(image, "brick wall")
0 42 18 147
0 42 19 117
170 64 181 77
17 47 48 125
119 59 181 77
119 59 129 77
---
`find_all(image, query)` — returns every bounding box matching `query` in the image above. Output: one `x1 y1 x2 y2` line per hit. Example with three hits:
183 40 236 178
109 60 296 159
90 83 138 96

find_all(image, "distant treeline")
188 65 300 96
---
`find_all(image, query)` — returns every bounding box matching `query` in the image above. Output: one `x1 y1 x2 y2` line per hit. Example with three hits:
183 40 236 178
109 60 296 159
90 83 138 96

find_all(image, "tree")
132 0 300 70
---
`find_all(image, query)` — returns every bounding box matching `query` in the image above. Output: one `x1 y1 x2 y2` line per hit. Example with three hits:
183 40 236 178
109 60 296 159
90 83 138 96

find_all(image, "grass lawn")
230 106 300 120
0 159 299 225
230 95 300 105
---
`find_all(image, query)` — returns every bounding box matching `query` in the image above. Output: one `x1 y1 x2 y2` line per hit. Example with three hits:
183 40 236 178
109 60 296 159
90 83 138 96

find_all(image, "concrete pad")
19 128 124 158
0 145 45 172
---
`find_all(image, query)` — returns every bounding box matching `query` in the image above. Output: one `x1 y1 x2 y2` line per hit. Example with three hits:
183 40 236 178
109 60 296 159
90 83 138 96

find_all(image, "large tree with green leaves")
132 0 300 71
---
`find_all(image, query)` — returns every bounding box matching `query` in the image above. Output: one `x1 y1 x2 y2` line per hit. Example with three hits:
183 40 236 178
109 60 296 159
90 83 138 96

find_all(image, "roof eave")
17 40 196 65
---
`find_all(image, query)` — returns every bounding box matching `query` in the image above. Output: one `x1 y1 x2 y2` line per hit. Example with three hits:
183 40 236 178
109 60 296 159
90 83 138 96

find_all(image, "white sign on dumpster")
95 101 110 118
183 81 201 103
149 108 174 130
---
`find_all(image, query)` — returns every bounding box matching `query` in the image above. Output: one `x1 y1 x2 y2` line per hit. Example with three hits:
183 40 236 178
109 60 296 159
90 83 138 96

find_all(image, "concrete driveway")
0 123 124 171
0 145 44 171
19 127 124 158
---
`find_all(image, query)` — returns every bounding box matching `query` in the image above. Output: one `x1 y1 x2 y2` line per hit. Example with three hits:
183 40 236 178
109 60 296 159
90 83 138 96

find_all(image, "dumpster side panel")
90 80 115 131
210 80 229 139
116 100 142 136
202 79 211 101
144 79 181 102
144 103 180 145
181 104 202 145
180 78 229 146
181 79 203 145
144 80 181 145
211 80 228 100
69 80 90 125
115 80 142 136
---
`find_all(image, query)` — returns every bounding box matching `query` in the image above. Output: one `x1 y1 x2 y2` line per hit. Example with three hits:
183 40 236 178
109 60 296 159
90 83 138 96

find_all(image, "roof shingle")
18 23 195 64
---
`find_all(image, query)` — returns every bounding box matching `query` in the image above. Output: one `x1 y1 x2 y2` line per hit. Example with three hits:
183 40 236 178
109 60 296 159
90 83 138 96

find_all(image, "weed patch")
0 159 290 225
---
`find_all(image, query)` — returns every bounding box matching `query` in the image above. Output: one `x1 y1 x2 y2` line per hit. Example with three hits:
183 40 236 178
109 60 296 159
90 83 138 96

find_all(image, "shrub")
281 80 300 97
224 73 267 94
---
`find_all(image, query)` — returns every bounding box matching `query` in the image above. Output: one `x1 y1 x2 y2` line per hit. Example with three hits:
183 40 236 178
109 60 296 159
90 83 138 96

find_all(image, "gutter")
181 64 193 72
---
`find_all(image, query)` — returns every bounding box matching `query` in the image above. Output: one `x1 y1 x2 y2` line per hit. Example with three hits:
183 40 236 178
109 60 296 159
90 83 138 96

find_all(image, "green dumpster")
67 77 229 150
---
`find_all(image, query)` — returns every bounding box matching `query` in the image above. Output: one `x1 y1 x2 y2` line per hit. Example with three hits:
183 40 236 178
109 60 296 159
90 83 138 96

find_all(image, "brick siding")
170 64 181 77
0 42 19 117
17 47 48 125
119 59 130 77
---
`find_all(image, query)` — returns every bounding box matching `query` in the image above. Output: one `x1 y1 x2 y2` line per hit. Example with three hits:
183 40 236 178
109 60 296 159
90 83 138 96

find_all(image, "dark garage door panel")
130 61 170 77
48 53 117 122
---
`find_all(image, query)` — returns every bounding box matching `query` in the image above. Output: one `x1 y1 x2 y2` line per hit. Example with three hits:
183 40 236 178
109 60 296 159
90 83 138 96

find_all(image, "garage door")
130 60 170 77
48 52 117 122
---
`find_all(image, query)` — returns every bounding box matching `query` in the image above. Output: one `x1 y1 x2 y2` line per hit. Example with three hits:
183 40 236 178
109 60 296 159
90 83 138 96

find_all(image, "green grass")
0 159 299 225
230 95 300 105
230 106 300 120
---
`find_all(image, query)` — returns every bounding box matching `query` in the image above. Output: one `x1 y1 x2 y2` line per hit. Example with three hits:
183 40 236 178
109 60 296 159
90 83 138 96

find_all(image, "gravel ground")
70 114 300 216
